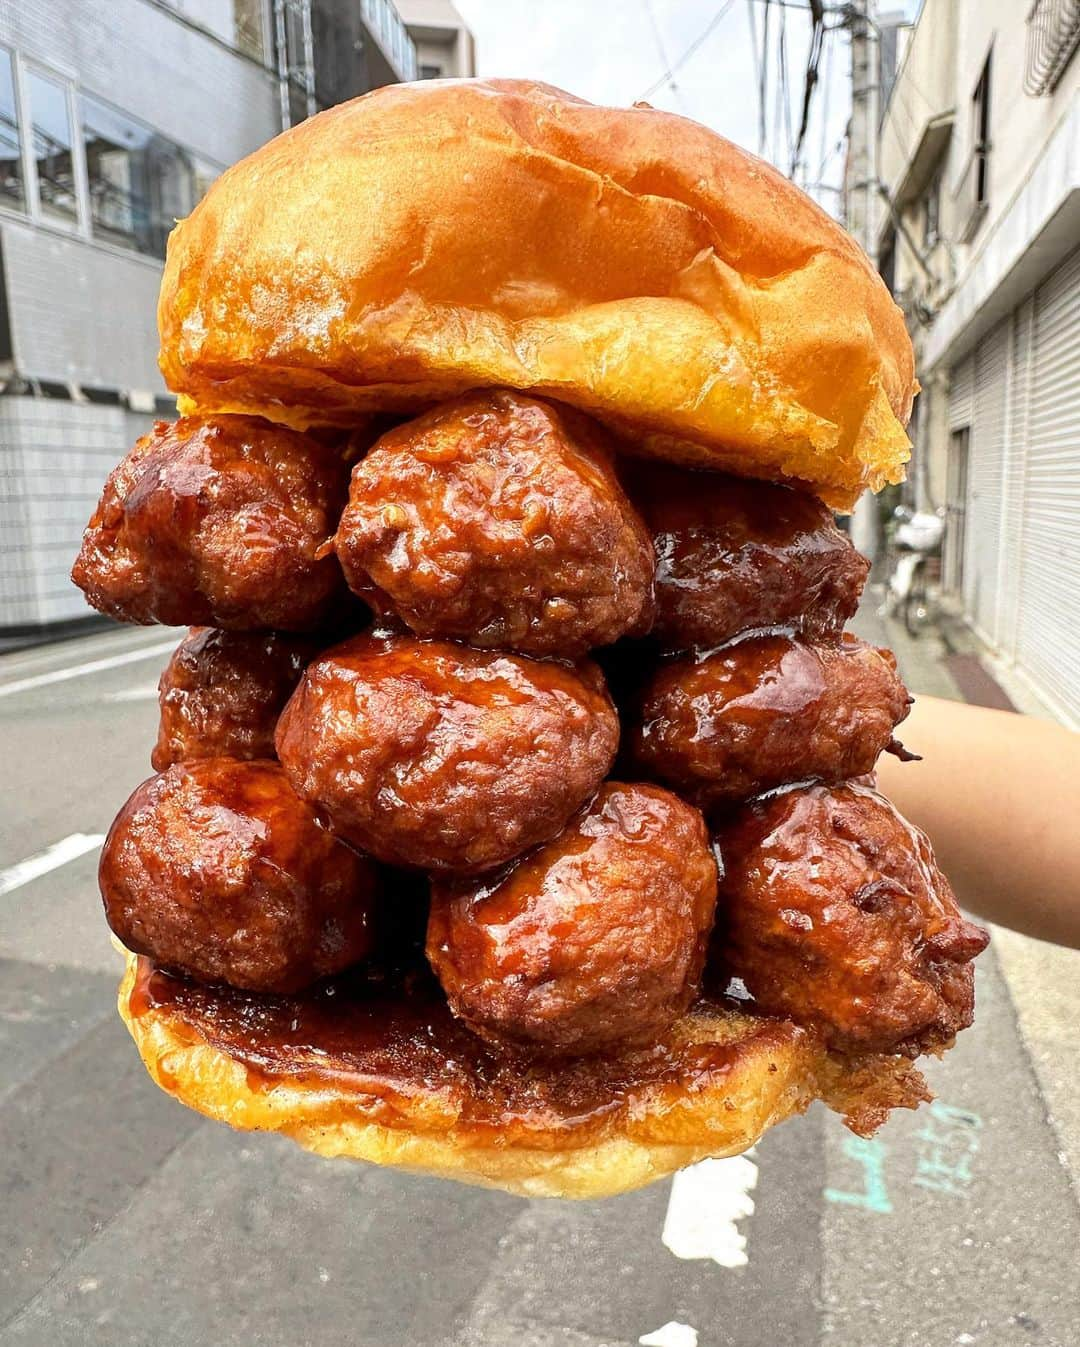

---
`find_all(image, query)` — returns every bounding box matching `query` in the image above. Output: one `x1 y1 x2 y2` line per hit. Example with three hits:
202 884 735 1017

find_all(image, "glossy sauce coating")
712 782 989 1054
625 463 869 650
427 783 718 1055
152 627 320 771
71 415 348 630
275 632 619 874
100 759 378 993
633 634 910 809
333 390 655 656
131 957 804 1143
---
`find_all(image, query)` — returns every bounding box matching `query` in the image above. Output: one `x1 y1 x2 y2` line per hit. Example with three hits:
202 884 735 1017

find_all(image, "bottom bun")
119 952 930 1199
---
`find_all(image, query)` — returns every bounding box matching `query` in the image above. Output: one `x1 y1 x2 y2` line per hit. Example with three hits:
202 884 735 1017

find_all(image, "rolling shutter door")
1015 247 1080 725
964 319 1009 643
949 355 974 429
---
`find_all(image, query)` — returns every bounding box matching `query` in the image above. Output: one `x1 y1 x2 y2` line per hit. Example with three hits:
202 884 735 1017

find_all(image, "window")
82 93 218 259
972 51 991 211
420 64 443 79
0 48 24 212
26 68 77 226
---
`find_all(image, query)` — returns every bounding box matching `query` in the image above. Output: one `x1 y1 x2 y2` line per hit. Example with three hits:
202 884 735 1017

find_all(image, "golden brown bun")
158 79 915 510
118 953 929 1199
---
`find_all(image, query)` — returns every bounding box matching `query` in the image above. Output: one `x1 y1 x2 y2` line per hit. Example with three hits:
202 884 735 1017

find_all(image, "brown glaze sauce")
131 956 798 1143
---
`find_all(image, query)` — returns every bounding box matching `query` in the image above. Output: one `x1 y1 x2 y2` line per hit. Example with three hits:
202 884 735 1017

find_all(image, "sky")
452 0 855 218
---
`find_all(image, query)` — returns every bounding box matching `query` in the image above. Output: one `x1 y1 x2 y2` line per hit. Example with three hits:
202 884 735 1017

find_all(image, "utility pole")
844 0 883 564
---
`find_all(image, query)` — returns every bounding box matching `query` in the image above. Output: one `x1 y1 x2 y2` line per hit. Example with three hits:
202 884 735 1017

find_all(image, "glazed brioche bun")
119 952 929 1199
158 78 915 510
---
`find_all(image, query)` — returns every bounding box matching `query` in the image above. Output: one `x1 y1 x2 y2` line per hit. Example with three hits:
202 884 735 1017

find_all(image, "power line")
790 0 825 177
637 0 740 104
775 3 793 165
756 0 771 155
639 0 686 110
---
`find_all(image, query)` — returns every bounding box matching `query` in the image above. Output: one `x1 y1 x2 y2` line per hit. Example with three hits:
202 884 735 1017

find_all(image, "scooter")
881 506 945 638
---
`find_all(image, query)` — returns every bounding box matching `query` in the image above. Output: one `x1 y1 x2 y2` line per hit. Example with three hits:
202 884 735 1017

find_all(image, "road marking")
640 1322 698 1347
0 833 106 896
104 682 160 703
661 1153 758 1269
0 639 176 699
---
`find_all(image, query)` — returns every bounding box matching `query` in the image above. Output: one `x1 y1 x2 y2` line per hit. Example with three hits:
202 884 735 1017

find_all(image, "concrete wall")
0 397 154 626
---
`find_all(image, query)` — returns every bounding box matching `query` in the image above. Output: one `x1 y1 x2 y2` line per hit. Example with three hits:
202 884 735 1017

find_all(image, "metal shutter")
964 319 1009 643
1014 247 1080 725
949 354 974 429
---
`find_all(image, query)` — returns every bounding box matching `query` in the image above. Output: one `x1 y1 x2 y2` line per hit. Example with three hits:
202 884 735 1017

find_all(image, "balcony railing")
361 0 419 82
1025 0 1080 95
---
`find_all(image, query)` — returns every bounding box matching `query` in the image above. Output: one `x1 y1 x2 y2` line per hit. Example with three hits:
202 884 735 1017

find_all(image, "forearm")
875 695 1080 948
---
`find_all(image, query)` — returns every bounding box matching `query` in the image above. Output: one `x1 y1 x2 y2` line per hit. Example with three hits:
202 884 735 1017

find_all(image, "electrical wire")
759 0 772 156
775 3 793 166
747 0 766 155
790 0 825 177
637 0 740 103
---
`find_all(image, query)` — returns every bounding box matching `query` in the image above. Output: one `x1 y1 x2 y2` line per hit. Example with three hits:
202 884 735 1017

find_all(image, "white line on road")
640 1322 699 1347
0 833 106 896
661 1153 759 1269
0 639 176 700
104 682 160 703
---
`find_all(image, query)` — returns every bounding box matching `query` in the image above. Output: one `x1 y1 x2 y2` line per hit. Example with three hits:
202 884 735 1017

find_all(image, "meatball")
333 390 655 656
100 759 378 993
71 415 348 630
428 783 718 1055
275 633 619 874
152 627 320 771
633 634 910 809
712 783 989 1054
624 463 868 650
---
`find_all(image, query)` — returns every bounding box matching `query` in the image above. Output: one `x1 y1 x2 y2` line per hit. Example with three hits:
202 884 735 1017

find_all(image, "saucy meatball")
712 783 989 1054
633 634 910 809
275 633 619 874
333 390 655 656
100 759 378 993
152 627 319 771
72 415 348 630
427 783 718 1055
625 463 868 650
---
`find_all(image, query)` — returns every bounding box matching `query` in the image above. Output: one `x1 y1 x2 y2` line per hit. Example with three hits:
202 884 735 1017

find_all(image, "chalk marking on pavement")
0 639 176 699
103 682 160 703
661 1153 758 1269
640 1322 699 1347
0 833 106 896
823 1134 893 1214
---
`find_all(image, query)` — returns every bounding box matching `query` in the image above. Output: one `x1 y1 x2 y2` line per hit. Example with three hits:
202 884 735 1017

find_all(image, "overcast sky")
452 0 854 217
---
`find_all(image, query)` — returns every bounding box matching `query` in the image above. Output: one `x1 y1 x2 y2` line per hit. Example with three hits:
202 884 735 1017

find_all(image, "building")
397 0 476 81
0 0 437 632
877 0 1080 726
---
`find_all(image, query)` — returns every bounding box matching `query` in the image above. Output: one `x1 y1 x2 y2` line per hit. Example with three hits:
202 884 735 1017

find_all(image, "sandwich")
72 78 988 1200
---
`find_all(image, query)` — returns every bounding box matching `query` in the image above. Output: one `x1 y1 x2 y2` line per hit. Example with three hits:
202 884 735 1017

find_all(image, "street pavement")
2 617 1079 1347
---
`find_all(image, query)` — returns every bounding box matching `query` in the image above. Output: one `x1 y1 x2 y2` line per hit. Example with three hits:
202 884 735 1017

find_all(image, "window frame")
0 47 226 263
15 54 91 238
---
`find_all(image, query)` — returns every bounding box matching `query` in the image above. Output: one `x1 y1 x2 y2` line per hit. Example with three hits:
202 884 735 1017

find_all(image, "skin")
875 695 1080 949
427 782 719 1055
333 390 655 656
633 633 911 809
99 759 379 993
71 415 349 630
152 627 320 771
275 632 619 874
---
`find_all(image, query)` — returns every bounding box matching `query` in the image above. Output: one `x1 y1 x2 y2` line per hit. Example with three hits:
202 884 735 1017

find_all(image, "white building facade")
0 0 434 632
878 0 1080 726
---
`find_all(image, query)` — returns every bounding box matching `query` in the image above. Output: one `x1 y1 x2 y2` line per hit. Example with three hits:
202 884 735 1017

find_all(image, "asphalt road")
2 622 1079 1347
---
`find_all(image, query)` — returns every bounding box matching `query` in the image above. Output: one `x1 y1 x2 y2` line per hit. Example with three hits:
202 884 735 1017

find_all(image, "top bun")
158 79 915 509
